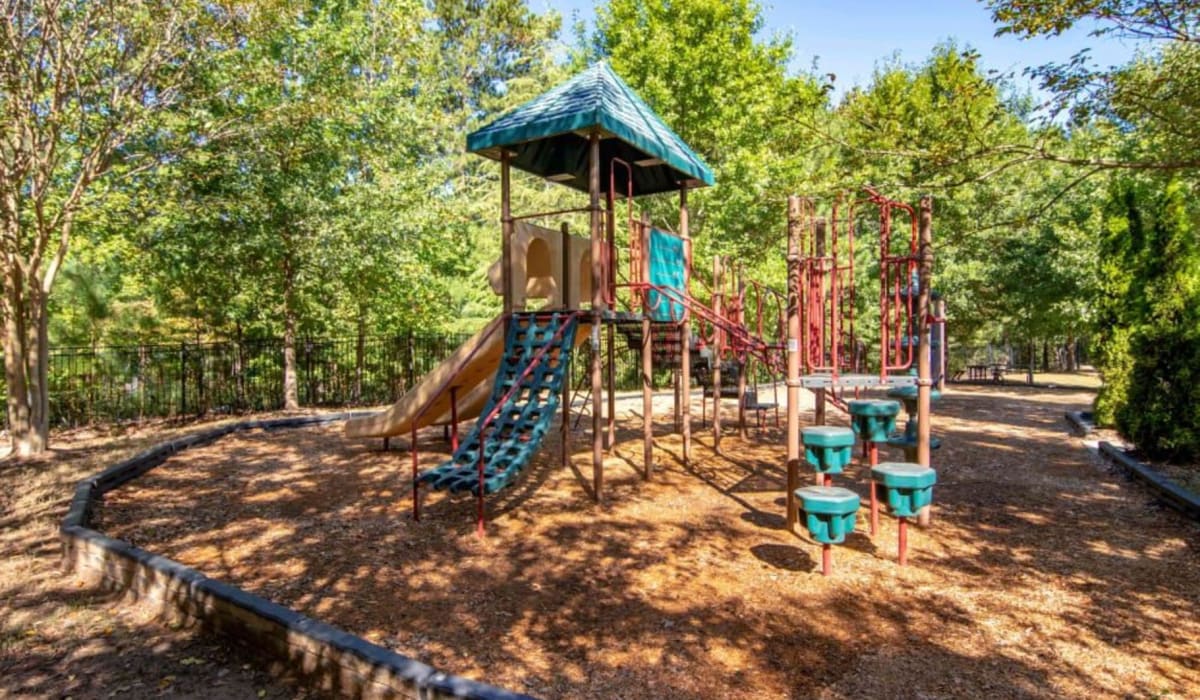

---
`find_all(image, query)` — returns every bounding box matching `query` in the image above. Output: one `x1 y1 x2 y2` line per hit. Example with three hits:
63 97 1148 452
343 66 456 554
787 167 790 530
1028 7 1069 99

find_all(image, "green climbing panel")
419 312 579 496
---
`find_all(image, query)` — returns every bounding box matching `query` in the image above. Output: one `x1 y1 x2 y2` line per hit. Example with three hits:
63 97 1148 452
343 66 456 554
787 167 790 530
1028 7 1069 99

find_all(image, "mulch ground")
95 385 1200 699
0 416 318 699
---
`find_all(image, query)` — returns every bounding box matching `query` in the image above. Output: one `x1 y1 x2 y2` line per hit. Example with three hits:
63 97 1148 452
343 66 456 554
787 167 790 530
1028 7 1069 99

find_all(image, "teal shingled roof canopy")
466 62 714 196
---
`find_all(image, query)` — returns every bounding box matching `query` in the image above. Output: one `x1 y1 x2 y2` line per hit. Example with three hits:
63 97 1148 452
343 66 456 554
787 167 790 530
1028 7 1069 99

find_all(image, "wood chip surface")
98 385 1200 699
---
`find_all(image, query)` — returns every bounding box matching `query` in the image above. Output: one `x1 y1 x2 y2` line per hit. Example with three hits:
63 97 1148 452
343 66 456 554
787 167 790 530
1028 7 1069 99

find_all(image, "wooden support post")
917 195 934 526
736 266 748 440
936 298 946 393
501 153 513 317
449 386 459 452
589 132 604 501
814 219 827 434
680 187 692 465
561 222 571 468
711 255 723 453
673 369 681 432
606 190 617 450
641 214 653 479
786 196 802 532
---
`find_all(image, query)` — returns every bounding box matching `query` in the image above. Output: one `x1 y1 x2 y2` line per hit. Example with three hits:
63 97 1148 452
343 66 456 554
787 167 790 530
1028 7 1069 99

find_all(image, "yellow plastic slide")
346 220 594 441
343 315 507 439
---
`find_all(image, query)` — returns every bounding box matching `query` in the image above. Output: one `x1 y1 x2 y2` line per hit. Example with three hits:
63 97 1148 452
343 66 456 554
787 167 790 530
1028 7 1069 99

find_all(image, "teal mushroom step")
795 486 860 545
886 434 943 451
885 385 942 402
848 399 901 443
871 462 936 518
801 426 855 473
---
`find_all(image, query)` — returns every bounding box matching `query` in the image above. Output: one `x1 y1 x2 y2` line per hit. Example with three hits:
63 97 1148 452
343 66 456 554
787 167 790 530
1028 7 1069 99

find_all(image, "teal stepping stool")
871 462 937 566
885 385 942 462
848 399 901 537
801 426 855 486
848 399 901 445
794 485 860 576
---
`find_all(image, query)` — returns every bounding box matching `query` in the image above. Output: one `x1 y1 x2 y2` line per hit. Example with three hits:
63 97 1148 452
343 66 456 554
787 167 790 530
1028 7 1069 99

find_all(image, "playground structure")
344 62 942 545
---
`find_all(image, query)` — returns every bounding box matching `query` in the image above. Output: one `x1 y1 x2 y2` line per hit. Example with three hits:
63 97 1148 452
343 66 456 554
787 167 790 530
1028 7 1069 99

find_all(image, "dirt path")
96 386 1200 698
0 419 319 699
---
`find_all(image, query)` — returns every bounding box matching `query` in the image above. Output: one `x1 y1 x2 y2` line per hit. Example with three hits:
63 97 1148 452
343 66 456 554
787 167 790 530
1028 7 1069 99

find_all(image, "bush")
1093 325 1134 427
1118 325 1200 462
1092 176 1200 462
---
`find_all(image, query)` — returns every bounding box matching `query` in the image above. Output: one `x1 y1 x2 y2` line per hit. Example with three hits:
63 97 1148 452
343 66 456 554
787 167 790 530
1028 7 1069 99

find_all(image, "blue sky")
538 0 1149 102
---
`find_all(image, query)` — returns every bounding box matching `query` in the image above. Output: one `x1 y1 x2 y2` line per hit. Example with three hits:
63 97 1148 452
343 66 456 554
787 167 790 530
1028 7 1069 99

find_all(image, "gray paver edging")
1097 441 1200 522
1064 411 1094 437
60 412 535 700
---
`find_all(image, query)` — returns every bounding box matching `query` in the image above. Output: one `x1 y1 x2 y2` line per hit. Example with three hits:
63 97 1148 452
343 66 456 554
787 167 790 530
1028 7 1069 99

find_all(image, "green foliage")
13 0 1200 463
1093 177 1200 460
1121 325 1200 461
588 0 829 268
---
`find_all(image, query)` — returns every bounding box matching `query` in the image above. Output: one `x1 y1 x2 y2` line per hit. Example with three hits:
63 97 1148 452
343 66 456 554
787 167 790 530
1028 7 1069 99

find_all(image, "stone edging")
61 412 535 700
1097 442 1200 522
1064 411 1094 437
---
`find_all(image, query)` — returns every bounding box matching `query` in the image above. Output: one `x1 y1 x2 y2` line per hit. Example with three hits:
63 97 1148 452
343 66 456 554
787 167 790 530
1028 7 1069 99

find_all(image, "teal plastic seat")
871 462 936 518
848 399 901 443
795 486 860 544
801 426 855 474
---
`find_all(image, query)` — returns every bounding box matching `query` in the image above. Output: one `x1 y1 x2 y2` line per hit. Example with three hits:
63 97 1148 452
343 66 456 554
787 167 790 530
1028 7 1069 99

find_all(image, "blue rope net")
419 312 579 495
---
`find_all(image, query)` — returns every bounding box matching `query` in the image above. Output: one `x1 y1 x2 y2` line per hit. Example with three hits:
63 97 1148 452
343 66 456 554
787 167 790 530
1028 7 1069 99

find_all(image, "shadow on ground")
89 385 1200 699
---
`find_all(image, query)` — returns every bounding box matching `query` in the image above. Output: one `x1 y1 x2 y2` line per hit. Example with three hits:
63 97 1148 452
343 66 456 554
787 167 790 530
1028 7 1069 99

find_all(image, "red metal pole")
898 516 908 565
590 132 604 501
477 445 486 539
411 427 420 521
449 386 459 452
822 544 831 576
786 196 803 532
869 441 879 537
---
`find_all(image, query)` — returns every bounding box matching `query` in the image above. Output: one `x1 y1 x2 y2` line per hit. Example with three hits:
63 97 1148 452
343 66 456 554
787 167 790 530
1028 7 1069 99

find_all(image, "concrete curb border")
61 412 535 700
1064 411 1094 437
1097 442 1200 522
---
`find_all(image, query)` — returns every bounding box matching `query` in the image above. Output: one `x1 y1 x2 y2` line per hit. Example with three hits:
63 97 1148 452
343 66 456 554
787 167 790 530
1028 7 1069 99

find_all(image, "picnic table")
966 363 1007 383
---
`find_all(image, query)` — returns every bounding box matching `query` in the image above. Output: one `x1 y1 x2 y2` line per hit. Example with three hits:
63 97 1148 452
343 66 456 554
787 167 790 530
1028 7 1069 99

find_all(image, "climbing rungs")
419 311 579 497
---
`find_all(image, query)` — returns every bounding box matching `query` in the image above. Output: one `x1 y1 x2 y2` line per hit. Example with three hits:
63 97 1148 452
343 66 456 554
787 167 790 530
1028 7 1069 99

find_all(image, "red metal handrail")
624 283 786 374
865 187 918 378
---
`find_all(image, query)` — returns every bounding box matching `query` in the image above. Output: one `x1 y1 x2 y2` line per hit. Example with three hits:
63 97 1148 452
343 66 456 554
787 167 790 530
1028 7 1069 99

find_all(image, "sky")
538 0 1149 102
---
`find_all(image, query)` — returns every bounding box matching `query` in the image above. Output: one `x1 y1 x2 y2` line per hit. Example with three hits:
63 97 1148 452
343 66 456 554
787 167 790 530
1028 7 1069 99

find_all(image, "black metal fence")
8 325 794 430
16 332 470 429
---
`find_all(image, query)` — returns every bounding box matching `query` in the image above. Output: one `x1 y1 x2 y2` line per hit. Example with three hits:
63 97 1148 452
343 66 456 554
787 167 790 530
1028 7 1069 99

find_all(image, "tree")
587 0 829 267
0 0 253 454
141 0 437 409
985 0 1200 173
1093 176 1200 460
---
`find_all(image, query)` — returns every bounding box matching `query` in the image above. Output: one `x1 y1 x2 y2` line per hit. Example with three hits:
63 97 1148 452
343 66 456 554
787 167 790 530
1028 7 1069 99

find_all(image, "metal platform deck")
800 373 918 389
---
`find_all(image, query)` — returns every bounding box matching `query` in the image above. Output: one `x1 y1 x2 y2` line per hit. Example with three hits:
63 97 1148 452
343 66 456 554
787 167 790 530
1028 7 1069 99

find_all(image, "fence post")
179 342 187 417
406 331 415 393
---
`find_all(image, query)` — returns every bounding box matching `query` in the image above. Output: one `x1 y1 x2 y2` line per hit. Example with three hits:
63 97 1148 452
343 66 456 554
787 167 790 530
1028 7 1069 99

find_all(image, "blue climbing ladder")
419 311 579 496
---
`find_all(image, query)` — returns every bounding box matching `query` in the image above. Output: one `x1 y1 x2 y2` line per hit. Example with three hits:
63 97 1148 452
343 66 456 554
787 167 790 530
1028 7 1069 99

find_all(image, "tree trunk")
4 276 36 455
1066 335 1077 372
281 258 300 410
2 267 51 455
282 311 299 411
30 288 50 443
